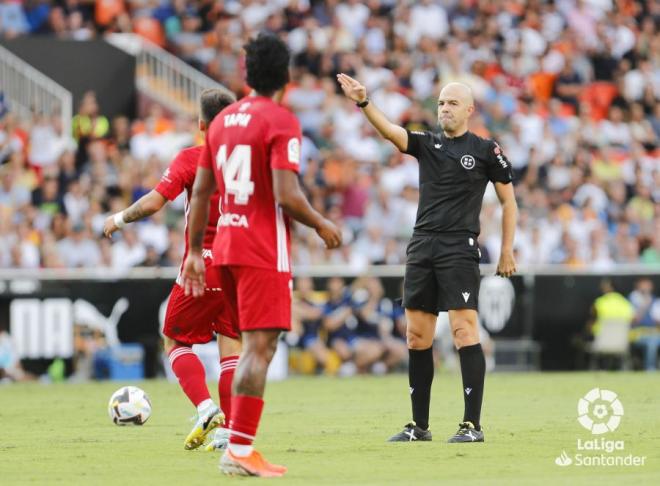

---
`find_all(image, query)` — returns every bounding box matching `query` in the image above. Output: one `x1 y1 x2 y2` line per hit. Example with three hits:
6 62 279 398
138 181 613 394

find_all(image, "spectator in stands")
0 2 30 38
72 91 109 167
584 279 635 369
628 278 660 371
110 226 146 269
291 277 334 375
57 222 101 268
353 277 407 373
322 277 359 377
0 0 657 277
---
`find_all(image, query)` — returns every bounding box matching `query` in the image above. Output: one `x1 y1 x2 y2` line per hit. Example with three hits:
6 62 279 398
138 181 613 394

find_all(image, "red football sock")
229 395 264 446
168 345 211 407
219 355 239 424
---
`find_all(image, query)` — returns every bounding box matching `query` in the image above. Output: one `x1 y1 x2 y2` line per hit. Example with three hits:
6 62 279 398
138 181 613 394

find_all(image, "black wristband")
356 98 369 108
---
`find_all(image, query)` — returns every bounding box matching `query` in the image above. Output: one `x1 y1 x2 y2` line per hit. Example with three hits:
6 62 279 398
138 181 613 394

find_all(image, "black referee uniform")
401 129 513 314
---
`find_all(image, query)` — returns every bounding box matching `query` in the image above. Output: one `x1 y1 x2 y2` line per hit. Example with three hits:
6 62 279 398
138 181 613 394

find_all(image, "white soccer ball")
108 386 152 426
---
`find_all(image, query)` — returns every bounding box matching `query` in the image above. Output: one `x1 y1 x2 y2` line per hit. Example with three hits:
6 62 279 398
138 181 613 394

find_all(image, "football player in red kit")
182 34 342 477
104 89 239 451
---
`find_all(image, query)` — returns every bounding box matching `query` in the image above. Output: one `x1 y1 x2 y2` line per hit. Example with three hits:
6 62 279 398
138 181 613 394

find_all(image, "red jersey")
199 96 301 272
155 145 220 267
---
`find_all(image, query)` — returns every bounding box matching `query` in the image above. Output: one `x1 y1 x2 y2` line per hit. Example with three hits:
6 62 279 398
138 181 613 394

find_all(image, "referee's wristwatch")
356 98 369 108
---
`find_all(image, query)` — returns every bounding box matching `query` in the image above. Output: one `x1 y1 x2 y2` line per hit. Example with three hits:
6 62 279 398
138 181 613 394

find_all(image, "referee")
337 74 517 443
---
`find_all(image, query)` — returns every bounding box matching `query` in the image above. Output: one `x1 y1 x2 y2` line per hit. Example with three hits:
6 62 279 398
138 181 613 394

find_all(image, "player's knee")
251 340 277 363
452 322 479 348
407 328 432 350
163 337 183 354
219 335 242 357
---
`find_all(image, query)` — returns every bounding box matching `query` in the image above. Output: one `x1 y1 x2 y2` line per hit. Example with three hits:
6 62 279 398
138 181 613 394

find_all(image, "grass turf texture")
0 372 657 485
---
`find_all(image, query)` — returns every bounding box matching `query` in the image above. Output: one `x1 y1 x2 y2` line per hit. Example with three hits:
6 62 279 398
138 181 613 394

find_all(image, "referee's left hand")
496 250 517 278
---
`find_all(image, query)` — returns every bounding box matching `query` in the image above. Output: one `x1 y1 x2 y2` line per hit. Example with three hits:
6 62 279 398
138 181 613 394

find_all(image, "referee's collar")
440 130 470 142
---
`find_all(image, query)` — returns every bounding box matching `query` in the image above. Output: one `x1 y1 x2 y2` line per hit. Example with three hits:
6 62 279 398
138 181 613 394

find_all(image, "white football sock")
228 443 253 457
197 399 215 414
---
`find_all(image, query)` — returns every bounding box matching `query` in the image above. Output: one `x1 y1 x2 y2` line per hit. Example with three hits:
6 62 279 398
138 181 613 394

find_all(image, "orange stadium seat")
133 17 166 48
529 72 556 103
95 0 125 27
581 82 618 121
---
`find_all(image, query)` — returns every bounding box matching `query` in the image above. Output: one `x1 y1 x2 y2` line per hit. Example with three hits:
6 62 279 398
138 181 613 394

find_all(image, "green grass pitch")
0 372 657 485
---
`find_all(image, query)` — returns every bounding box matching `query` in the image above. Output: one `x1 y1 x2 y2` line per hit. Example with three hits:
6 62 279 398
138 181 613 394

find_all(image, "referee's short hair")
200 89 235 124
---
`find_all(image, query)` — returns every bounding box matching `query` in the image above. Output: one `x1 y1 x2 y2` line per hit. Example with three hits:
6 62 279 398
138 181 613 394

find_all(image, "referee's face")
437 83 474 135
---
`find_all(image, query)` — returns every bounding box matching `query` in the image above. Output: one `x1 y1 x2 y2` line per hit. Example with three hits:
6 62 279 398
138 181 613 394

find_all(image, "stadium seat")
529 72 556 103
133 17 166 48
586 319 632 370
580 82 618 121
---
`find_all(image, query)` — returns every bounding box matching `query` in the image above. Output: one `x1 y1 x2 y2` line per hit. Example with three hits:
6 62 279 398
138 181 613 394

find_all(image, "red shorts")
214 265 292 333
163 260 238 346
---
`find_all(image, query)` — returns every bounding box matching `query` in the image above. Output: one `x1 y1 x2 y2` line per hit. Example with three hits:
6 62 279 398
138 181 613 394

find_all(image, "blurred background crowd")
1 0 659 274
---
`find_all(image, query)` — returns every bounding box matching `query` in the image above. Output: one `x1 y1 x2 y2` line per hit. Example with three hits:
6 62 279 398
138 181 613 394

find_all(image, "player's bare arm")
336 73 408 152
182 166 216 297
494 181 517 278
272 169 342 249
103 190 167 237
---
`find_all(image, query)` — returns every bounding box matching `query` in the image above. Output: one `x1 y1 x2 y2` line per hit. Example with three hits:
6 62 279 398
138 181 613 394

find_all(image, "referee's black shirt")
403 129 513 237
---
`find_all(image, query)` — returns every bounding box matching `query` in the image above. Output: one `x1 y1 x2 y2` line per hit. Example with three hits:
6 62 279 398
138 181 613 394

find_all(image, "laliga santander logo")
577 388 624 435
555 388 645 467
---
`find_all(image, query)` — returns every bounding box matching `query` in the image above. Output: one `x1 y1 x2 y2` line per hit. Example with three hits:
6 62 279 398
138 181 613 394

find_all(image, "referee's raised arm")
336 73 408 152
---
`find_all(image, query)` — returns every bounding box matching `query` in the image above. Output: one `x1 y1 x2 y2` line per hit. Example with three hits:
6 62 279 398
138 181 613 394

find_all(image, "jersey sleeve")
268 111 302 173
402 130 428 158
154 151 190 201
486 140 513 184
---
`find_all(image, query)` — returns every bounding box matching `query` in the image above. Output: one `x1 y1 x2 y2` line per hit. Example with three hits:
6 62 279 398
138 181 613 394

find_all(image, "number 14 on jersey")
216 144 255 205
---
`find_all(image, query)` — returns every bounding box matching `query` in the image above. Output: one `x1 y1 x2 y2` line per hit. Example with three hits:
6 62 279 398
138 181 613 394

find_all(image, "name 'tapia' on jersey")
199 96 302 272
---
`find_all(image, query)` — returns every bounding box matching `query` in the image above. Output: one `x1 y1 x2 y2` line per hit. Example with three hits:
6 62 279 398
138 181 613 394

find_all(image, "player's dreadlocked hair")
200 89 235 124
244 33 290 96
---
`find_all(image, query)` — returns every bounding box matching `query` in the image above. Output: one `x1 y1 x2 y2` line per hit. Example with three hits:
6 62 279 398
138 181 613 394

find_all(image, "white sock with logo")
196 399 215 414
228 443 253 457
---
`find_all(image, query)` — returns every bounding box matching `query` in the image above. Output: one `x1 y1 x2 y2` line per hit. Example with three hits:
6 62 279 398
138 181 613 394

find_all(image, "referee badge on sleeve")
460 155 475 170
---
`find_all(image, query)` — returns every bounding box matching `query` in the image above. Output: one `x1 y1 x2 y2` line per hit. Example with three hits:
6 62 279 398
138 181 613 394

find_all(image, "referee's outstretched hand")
496 250 517 278
336 73 367 103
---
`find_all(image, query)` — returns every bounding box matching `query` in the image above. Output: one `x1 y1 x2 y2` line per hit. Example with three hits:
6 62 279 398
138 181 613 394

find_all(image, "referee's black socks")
408 347 434 431
458 343 485 430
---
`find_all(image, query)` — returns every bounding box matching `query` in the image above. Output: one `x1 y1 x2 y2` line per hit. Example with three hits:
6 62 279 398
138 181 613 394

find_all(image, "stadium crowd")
1 0 659 274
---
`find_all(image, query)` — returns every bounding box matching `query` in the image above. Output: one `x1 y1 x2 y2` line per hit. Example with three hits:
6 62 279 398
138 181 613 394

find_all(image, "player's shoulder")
267 102 299 126
175 145 203 165
467 131 496 148
180 144 203 157
467 131 498 154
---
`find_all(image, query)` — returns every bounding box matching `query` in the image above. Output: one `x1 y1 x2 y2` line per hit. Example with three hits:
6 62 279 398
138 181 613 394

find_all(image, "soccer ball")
108 386 152 425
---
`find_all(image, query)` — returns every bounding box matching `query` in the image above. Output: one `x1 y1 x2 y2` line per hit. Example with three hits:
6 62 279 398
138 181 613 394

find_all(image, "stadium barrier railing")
105 33 232 117
0 43 72 134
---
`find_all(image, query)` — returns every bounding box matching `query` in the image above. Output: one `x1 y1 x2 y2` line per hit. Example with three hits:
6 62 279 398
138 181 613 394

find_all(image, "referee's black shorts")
402 232 481 314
